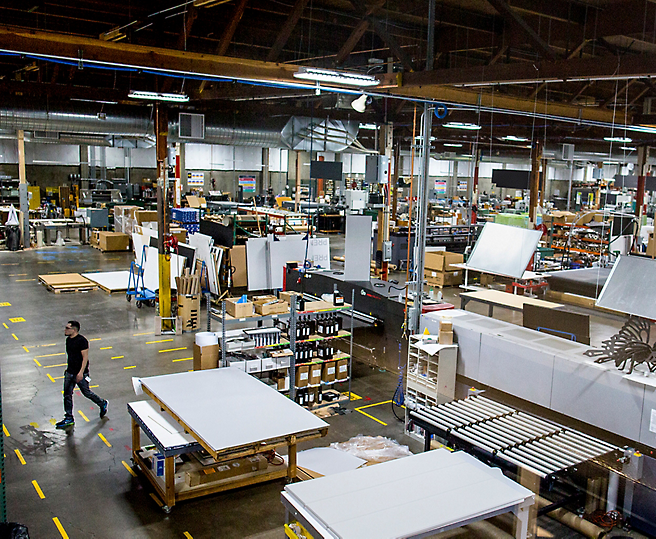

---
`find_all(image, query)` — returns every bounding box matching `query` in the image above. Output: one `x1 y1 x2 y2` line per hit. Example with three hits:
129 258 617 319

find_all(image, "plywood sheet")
39 273 93 286
461 289 563 310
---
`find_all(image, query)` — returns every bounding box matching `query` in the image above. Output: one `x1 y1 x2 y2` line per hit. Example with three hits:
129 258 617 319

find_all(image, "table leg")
164 456 175 510
287 435 297 481
423 432 431 452
513 503 531 539
488 304 494 317
460 297 467 310
516 467 539 538
131 417 140 453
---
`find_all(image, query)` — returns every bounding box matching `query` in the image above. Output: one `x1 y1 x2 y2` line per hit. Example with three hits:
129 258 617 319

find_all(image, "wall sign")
188 172 204 186
457 180 468 191
239 175 256 193
435 180 447 194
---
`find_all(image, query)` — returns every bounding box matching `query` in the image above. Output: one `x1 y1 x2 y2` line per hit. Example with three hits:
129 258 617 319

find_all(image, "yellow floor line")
35 352 65 358
15 279 35 282
33 359 41 367
149 492 163 506
124 365 136 370
14 449 26 465
89 338 101 341
172 357 193 362
159 347 187 353
133 332 154 336
122 460 137 477
342 391 362 400
47 373 56 383
53 517 69 539
111 356 124 360
146 338 174 344
22 345 29 352
32 480 45 499
11 333 18 340
8 273 27 276
2 425 9 437
44 363 67 368
98 433 112 447
99 346 112 350
355 409 388 426
2 323 7 329
53 375 64 380
78 411 89 422
355 399 392 410
184 533 193 539
29 422 39 429
40 343 57 347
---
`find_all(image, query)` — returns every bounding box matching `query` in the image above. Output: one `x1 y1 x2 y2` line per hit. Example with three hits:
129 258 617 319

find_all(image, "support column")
17 130 29 248
294 151 301 212
470 147 480 225
391 142 400 222
529 140 542 225
635 146 649 248
262 147 270 194
156 104 172 331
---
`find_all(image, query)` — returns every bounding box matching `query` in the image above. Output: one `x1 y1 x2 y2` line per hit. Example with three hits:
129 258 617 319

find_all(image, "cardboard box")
309 364 322 386
193 343 219 371
178 294 200 331
253 295 288 315
551 211 577 224
185 455 267 487
438 331 453 345
424 251 464 272
276 370 290 391
231 245 247 288
170 227 187 244
336 358 349 381
424 270 462 287
295 365 310 388
322 361 336 383
97 231 130 252
647 232 655 257
226 297 253 318
279 291 301 305
135 210 158 225
439 320 453 332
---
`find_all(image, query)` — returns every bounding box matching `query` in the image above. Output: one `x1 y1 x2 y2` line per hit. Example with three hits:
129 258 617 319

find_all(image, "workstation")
3 2 656 539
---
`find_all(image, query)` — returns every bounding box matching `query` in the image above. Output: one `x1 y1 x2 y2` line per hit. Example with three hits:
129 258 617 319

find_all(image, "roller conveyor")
409 395 619 478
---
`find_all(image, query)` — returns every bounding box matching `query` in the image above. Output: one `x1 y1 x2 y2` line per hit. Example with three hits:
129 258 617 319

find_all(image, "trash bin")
6 225 20 251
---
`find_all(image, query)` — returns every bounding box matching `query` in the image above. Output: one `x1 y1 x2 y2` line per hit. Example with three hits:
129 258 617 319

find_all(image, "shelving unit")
0 177 19 205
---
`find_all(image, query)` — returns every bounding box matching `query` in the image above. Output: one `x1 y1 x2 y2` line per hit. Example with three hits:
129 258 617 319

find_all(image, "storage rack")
0 177 19 205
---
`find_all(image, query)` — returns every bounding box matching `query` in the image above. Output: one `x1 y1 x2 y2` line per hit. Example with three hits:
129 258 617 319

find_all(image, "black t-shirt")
66 334 89 375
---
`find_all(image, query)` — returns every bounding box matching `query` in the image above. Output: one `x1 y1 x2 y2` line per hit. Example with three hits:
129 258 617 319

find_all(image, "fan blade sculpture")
584 316 656 374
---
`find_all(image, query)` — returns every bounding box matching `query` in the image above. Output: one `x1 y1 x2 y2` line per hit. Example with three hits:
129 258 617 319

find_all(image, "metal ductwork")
168 120 284 147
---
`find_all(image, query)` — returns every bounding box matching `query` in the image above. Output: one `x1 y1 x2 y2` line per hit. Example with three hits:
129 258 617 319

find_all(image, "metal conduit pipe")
537 496 607 538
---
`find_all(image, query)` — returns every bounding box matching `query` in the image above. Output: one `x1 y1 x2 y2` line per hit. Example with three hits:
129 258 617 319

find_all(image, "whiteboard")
596 255 656 319
344 215 372 281
467 222 542 279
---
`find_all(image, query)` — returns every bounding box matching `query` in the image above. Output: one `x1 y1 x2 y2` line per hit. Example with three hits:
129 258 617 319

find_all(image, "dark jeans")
63 371 104 420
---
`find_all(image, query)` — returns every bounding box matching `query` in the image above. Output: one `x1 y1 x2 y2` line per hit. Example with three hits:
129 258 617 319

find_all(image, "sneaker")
56 418 74 429
99 400 108 419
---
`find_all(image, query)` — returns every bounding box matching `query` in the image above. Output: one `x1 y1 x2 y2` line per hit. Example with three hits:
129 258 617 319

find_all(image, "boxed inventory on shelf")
424 269 462 287
322 361 336 383
424 251 464 272
96 231 130 252
193 343 219 370
253 295 288 315
226 297 254 318
295 365 309 388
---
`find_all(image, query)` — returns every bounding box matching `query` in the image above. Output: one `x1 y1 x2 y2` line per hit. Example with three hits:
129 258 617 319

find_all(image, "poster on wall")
457 180 468 191
239 175 256 193
435 180 447 195
188 172 204 186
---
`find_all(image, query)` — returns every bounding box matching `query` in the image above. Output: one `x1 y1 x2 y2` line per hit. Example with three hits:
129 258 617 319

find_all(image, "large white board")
344 215 372 281
596 255 656 319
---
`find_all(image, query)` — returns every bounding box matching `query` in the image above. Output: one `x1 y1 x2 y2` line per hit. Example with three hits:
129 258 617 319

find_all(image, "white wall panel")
105 147 125 168
130 147 156 168
26 143 80 165
0 140 18 163
269 148 289 172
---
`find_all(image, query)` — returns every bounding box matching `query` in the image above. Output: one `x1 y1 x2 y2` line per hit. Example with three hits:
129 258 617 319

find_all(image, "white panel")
210 145 232 170
185 143 212 169
269 148 289 173
457 161 472 176
467 222 542 278
82 270 130 291
26 143 80 165
247 237 269 291
317 152 335 161
478 162 495 178
343 153 366 174
234 146 262 170
105 147 125 169
268 236 307 289
344 215 372 281
130 147 156 168
143 246 185 291
0 140 18 163
596 255 656 319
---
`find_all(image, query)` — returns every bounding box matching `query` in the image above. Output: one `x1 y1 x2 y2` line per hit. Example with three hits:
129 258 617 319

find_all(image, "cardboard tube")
538 496 607 538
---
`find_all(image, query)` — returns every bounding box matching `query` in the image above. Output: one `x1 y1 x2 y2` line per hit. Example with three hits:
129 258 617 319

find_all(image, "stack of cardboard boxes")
424 251 464 288
438 319 454 345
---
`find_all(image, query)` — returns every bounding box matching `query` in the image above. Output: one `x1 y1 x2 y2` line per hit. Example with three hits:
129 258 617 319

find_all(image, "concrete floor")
0 244 645 538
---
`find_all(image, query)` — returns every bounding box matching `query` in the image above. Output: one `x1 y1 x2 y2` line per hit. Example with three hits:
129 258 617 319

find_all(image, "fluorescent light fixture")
70 98 118 105
443 122 481 131
415 136 437 141
293 67 380 87
128 90 189 102
500 135 529 142
604 136 632 143
358 123 378 130
620 146 637 151
443 143 462 147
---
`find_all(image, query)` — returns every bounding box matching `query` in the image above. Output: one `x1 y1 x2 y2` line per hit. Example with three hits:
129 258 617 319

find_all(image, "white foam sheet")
596 255 656 319
129 400 198 450
269 237 307 289
143 246 185 291
284 449 534 539
294 447 366 476
81 270 131 291
132 232 148 263
467 222 542 279
344 215 372 281
140 368 328 452
247 237 269 290
188 233 218 294
307 237 331 269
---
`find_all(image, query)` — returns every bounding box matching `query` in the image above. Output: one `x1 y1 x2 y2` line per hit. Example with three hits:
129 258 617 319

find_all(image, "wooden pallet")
42 283 98 294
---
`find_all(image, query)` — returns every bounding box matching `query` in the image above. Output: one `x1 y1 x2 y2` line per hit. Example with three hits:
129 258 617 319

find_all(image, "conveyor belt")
410 396 618 478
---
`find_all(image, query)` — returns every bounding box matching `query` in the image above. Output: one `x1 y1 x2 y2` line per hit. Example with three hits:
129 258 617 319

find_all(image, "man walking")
56 321 108 429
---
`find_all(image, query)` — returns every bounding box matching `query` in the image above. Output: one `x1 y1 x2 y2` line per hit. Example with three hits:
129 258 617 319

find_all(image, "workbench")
282 448 535 539
130 368 329 511
459 289 563 317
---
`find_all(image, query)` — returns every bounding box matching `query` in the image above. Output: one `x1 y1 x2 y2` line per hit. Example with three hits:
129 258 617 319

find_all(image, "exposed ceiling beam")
335 18 371 66
217 0 249 56
568 81 592 104
162 6 199 93
368 16 415 72
600 79 636 108
265 0 309 62
485 0 559 60
488 45 508 65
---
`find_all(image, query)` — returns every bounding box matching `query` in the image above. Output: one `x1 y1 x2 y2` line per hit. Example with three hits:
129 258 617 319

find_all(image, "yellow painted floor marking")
172 357 193 362
353 400 392 427
3 425 9 437
122 460 138 477
0 302 11 306
11 333 17 340
9 317 25 323
62 384 99 394
53 375 64 380
32 480 45 499
146 338 174 344
98 433 112 447
111 356 124 360
8 274 27 277
89 338 101 341
2 323 7 329
15 279 36 282
99 346 112 350
0 263 19 266
342 391 362 400
14 449 26 465
35 352 65 358
124 365 136 370
149 493 163 506
184 533 193 539
29 422 39 429
53 517 69 539
49 419 57 425
22 345 29 352
44 363 67 368
355 399 392 410
78 411 89 422
133 331 154 336
47 373 56 383
40 343 57 347
159 347 187 353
